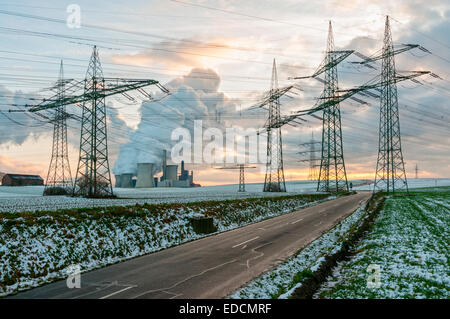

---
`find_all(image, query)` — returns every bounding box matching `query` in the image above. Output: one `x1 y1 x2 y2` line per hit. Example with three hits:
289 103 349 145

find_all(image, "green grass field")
318 190 450 299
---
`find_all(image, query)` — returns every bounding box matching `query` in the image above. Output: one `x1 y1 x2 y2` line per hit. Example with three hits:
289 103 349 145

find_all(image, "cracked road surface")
11 192 371 299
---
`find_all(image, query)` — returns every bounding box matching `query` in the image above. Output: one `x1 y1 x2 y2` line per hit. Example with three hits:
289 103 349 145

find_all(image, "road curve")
10 191 371 299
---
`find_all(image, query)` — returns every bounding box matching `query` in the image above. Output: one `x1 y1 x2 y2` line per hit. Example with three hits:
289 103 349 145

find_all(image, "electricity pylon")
298 131 321 181
27 45 168 197
44 60 72 192
264 59 286 192
317 21 349 192
239 164 245 192
307 133 319 181
374 16 409 193
73 46 113 197
216 165 256 192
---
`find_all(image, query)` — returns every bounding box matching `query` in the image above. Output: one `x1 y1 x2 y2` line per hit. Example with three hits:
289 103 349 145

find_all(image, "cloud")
0 85 48 146
110 39 231 70
112 68 237 175
0 154 46 177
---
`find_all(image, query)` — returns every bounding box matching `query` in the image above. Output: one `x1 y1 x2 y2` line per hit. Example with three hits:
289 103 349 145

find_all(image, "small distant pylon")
307 131 320 181
415 164 418 179
45 61 72 193
317 21 349 193
298 131 321 181
239 164 245 192
374 16 409 193
264 59 286 192
216 164 255 192
73 46 113 197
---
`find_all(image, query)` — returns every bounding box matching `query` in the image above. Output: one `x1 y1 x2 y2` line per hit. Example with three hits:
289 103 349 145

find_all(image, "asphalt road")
10 191 371 299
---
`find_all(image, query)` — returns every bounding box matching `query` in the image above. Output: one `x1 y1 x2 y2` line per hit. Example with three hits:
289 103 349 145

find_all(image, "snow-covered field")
353 178 450 191
1 178 448 213
317 190 449 298
0 180 323 213
0 193 331 296
232 187 450 299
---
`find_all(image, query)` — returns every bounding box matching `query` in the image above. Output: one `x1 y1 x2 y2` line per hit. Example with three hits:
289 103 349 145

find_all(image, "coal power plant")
135 163 155 188
115 151 197 189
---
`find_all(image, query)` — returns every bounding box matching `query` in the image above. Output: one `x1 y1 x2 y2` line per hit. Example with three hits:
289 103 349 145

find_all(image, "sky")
0 0 448 186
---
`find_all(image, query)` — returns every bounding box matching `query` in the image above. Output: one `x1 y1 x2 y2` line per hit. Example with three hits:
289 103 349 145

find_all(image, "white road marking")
99 286 134 299
291 218 304 224
71 282 115 299
246 242 272 269
314 221 323 227
131 259 237 299
232 236 259 248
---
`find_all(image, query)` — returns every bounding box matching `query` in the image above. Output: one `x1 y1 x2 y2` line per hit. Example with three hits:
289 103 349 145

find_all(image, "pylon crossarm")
44 79 77 93
248 85 294 110
28 78 162 112
292 50 354 79
352 44 420 65
273 69 431 129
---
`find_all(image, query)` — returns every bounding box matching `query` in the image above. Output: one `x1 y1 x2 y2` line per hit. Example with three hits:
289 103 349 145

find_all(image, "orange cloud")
110 38 233 72
0 154 46 178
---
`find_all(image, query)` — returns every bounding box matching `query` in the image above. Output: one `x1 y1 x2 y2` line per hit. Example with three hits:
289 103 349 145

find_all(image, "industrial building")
115 151 197 189
1 174 44 186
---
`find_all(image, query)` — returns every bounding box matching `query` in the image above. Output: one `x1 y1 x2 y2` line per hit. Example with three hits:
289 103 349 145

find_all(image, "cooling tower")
136 163 155 188
120 173 133 188
165 165 178 181
114 175 122 188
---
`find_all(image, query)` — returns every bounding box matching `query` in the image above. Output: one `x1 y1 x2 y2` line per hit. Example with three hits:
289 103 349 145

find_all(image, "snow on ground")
0 193 331 296
1 179 447 213
353 178 450 191
0 180 323 213
316 190 450 299
230 203 368 299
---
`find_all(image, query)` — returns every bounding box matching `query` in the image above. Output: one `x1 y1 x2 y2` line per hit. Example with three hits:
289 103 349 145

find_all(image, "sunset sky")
0 0 448 186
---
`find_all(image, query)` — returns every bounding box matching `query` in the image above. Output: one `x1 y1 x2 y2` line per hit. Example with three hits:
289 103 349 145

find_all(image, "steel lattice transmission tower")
239 164 245 192
216 165 255 192
264 59 286 192
73 46 113 197
306 131 320 181
308 143 318 181
374 16 408 193
298 131 321 181
317 22 349 192
374 16 409 193
19 46 167 198
45 61 73 192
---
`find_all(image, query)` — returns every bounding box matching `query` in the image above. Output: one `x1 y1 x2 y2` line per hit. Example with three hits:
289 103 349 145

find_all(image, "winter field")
317 190 449 299
0 178 448 213
0 179 448 298
232 188 449 299
0 193 332 296
0 180 324 213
